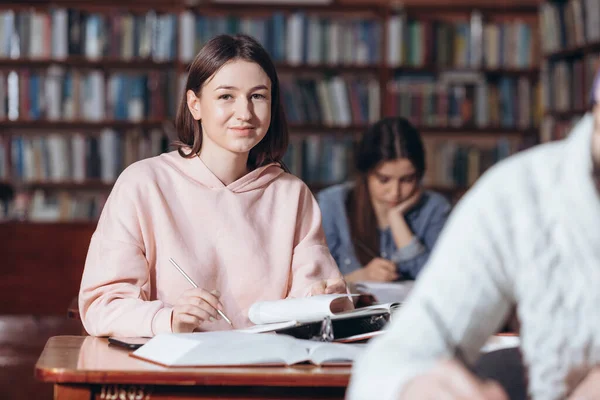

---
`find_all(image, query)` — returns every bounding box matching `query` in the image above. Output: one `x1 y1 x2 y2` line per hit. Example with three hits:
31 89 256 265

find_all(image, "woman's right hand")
171 288 224 333
353 257 399 282
400 359 508 400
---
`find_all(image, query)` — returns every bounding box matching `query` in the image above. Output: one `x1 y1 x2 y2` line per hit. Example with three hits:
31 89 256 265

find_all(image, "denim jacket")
317 182 451 280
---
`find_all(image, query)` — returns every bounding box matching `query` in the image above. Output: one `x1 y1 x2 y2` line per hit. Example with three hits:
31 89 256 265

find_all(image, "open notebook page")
247 294 356 324
304 341 365 365
132 331 311 367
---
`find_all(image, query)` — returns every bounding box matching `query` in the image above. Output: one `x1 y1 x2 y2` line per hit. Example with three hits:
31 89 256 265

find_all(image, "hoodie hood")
163 150 285 193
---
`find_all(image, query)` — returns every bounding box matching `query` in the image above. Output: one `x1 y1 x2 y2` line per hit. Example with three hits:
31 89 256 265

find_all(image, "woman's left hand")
568 367 600 399
392 188 422 215
310 278 348 295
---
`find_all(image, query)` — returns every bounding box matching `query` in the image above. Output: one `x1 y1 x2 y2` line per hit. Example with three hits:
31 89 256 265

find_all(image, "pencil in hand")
168 257 233 326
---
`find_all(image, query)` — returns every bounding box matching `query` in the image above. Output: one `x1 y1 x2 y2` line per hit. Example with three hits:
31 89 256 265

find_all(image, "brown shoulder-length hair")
174 34 288 170
346 117 426 265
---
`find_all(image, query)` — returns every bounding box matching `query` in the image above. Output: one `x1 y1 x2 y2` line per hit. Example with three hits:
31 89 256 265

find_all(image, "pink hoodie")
79 151 342 337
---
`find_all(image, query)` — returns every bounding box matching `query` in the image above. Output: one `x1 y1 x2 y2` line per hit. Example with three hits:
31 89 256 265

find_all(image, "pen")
168 257 233 326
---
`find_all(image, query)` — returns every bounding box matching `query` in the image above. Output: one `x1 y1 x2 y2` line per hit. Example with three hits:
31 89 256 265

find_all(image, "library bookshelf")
539 0 599 142
0 0 541 312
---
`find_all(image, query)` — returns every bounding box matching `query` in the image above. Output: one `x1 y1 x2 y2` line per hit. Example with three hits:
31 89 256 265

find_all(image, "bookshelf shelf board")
308 181 469 195
0 220 98 227
11 181 114 191
390 66 539 78
179 62 380 74
0 57 175 70
398 2 538 13
417 126 538 136
190 2 385 13
426 184 468 194
544 110 588 119
545 41 600 60
0 219 98 227
0 120 170 131
287 125 536 136
277 63 380 74
288 124 368 134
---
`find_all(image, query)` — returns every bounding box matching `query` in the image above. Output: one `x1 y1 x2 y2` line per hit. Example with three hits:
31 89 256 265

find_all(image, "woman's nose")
235 98 252 121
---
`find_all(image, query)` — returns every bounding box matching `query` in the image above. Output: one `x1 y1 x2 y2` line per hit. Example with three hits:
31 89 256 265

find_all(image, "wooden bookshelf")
1 120 170 131
181 62 383 73
389 66 539 79
417 127 538 136
540 0 598 141
11 180 114 191
0 0 541 223
187 1 385 13
0 57 176 70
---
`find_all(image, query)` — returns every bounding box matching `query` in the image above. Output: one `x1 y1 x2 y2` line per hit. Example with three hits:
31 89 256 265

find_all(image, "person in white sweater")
346 109 600 400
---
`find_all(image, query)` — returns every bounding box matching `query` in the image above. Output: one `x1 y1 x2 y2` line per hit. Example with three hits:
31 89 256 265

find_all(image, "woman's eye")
252 93 267 100
400 174 417 183
378 177 390 184
219 94 233 100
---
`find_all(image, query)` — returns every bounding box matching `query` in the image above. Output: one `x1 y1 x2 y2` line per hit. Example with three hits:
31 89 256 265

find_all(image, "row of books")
6 190 108 222
284 135 355 184
0 69 179 121
387 12 538 69
0 8 384 66
540 55 598 113
179 12 382 66
280 77 380 127
423 138 515 188
1 130 515 194
389 72 541 129
6 129 171 183
1 8 538 70
0 9 177 61
540 0 600 54
283 134 515 189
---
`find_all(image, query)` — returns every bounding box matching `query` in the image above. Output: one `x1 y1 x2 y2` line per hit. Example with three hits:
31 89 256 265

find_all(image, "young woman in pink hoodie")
78 34 346 337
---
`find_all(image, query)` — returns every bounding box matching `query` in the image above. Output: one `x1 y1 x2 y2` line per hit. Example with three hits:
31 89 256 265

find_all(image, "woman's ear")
186 89 202 121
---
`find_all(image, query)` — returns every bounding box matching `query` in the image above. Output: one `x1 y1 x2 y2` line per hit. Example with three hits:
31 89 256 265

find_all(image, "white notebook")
246 293 396 325
131 331 363 367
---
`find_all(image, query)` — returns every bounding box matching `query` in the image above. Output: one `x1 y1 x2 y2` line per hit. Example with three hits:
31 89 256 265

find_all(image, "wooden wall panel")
0 223 96 314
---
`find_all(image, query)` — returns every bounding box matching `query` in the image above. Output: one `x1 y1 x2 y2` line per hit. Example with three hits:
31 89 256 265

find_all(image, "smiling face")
367 158 419 209
186 59 272 158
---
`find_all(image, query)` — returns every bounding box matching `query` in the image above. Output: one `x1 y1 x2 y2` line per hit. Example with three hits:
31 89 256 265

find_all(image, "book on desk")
126 294 397 367
131 331 364 367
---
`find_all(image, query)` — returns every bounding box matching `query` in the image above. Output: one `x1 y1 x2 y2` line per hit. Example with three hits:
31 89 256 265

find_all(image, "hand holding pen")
169 258 233 332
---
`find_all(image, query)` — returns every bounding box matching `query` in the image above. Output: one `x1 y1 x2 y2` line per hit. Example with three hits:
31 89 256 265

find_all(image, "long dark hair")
174 34 288 169
346 117 426 265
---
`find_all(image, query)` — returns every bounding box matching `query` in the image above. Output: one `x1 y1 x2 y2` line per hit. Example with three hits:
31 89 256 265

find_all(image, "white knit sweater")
347 114 600 400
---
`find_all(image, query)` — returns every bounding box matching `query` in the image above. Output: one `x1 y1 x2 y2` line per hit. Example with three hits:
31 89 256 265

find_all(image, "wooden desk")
35 336 351 400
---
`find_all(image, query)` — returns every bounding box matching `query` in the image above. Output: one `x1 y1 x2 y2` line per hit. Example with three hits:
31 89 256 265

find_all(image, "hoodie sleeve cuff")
151 307 173 336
